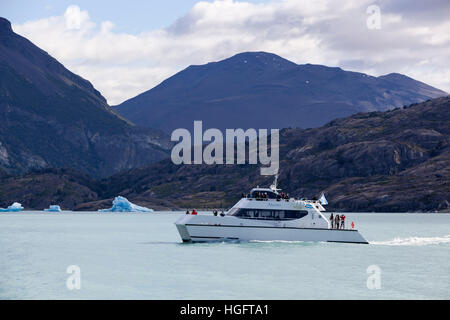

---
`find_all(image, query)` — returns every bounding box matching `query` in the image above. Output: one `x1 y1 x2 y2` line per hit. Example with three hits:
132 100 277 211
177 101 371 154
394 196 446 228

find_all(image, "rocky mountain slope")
115 51 446 133
104 96 450 212
0 169 100 210
2 97 448 212
0 17 171 177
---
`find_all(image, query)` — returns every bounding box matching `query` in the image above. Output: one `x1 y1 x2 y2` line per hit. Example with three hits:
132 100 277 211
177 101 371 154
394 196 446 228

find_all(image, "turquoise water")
0 211 449 299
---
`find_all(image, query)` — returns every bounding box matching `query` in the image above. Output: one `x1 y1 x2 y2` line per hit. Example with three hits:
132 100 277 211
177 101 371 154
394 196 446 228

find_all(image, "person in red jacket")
192 209 198 215
340 214 346 229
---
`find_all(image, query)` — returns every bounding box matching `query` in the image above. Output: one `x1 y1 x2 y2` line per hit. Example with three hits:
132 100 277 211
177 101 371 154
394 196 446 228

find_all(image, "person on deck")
329 213 334 229
335 214 340 229
192 209 198 215
340 214 346 229
186 210 190 215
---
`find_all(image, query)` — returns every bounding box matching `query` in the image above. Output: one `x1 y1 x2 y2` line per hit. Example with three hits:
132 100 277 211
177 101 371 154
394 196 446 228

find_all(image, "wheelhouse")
249 188 278 199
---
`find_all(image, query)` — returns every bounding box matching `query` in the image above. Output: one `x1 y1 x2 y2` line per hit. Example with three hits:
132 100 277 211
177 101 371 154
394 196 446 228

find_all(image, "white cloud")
12 0 450 105
64 5 88 30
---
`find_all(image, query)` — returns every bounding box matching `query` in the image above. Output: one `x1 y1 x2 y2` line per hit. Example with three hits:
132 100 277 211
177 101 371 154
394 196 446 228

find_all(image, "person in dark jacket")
329 213 334 229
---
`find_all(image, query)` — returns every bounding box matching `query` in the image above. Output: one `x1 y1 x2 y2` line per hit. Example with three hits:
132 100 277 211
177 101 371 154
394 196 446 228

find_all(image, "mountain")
4 97 448 212
114 51 447 133
104 97 450 212
0 17 171 177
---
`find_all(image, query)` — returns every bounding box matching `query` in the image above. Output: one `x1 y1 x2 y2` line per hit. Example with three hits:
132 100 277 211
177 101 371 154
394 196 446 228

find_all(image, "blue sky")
2 0 269 33
3 0 449 105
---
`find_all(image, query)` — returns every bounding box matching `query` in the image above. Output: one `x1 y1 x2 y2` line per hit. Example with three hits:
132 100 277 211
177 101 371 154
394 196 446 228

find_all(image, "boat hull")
176 217 368 244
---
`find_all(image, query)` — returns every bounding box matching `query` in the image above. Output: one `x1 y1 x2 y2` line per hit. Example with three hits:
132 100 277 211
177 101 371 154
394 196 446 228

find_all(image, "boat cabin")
249 188 278 199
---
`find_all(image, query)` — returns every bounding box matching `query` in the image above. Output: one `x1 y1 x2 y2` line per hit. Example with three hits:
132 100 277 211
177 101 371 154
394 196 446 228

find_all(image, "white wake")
371 235 450 246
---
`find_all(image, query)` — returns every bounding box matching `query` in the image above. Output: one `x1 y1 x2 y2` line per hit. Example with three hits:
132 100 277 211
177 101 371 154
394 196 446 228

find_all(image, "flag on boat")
319 193 328 205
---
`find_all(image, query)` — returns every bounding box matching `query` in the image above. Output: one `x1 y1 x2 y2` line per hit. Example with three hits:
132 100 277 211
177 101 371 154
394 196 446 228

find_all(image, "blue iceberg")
99 196 154 213
44 205 62 212
0 202 24 212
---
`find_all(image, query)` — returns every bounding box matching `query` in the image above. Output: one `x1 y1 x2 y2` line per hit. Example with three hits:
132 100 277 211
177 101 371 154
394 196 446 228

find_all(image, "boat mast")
270 174 280 192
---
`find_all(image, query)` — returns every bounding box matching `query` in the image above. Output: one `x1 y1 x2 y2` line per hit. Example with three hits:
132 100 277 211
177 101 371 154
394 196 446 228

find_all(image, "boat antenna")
270 174 279 191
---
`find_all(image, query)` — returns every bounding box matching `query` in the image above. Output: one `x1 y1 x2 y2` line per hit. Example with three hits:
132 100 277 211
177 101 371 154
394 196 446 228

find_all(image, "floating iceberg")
99 196 154 213
0 202 24 212
44 205 62 212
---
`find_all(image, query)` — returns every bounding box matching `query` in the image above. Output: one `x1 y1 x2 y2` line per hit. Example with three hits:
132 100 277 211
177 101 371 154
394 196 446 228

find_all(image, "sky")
2 0 450 105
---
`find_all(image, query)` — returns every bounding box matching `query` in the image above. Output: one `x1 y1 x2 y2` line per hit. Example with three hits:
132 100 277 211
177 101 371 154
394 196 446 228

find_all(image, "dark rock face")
0 169 100 210
0 18 13 34
275 98 450 212
115 51 447 133
0 17 171 177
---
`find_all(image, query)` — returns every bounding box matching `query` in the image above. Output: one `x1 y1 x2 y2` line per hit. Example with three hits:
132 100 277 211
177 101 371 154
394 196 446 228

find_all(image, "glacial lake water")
0 211 449 300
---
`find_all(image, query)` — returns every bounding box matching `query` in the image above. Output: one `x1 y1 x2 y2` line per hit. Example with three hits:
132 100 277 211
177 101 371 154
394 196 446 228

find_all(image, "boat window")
284 210 308 219
232 209 308 220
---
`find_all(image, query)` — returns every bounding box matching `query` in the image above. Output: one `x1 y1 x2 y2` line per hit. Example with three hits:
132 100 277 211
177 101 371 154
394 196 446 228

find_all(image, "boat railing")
245 197 320 203
245 197 293 202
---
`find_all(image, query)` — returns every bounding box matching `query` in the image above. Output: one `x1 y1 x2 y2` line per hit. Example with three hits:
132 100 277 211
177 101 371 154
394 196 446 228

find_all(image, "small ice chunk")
44 205 62 212
0 202 24 212
99 196 154 213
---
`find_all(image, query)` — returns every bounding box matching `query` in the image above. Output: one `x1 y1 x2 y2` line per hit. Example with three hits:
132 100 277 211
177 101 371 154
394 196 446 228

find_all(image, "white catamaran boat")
175 176 368 244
